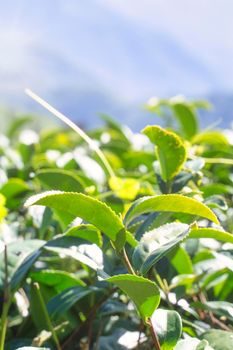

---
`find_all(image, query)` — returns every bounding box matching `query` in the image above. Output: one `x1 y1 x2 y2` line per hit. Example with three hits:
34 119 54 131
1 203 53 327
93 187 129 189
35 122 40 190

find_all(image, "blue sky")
1 0 233 127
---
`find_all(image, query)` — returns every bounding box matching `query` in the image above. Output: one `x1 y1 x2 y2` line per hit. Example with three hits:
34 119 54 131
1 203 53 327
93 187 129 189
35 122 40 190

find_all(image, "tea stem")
147 317 161 350
0 245 11 350
33 283 61 350
25 89 115 178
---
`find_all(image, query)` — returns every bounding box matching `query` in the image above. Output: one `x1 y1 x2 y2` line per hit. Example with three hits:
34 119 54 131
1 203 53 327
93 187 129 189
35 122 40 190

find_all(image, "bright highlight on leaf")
132 223 190 275
0 194 7 222
109 176 140 200
151 309 182 350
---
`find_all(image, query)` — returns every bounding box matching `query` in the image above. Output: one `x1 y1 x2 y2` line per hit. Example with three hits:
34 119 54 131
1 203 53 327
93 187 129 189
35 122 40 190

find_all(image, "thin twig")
25 88 115 178
147 318 161 350
0 245 11 350
121 248 136 275
33 283 61 350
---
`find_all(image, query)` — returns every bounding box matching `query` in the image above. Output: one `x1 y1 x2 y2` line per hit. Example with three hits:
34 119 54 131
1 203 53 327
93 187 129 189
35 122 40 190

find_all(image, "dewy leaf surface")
142 125 187 181
132 223 190 275
107 274 160 319
124 194 219 227
25 191 124 242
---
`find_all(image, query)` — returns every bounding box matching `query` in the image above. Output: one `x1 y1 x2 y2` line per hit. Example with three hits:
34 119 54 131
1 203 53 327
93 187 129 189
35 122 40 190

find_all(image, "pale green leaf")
142 125 187 181
190 228 233 244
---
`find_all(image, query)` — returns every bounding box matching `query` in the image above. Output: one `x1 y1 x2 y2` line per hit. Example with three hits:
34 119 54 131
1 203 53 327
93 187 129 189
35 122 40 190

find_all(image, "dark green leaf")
36 169 85 192
107 274 160 319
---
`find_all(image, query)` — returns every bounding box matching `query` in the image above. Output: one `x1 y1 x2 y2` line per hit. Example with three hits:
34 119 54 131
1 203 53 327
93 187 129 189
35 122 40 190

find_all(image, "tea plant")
1 94 233 349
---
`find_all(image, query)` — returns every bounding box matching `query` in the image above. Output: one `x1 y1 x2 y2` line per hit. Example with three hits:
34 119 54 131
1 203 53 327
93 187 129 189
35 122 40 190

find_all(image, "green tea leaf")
0 240 44 292
142 125 187 181
36 169 85 192
151 309 182 349
172 102 198 138
1 178 29 199
175 339 213 350
124 194 219 227
190 228 233 244
192 131 229 146
107 274 160 319
202 329 233 350
25 191 124 243
47 285 98 319
65 224 103 247
30 270 85 292
170 247 193 274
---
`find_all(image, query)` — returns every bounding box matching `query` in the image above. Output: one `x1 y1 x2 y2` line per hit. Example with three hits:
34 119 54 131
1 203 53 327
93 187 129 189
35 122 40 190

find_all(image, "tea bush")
1 95 233 349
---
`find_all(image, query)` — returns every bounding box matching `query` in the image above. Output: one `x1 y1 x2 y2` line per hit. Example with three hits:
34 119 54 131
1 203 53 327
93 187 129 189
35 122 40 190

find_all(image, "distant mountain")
0 0 232 129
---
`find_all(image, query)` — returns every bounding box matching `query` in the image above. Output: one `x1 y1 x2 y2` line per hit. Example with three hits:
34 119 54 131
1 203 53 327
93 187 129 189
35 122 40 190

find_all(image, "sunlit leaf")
124 194 219 227
142 125 187 181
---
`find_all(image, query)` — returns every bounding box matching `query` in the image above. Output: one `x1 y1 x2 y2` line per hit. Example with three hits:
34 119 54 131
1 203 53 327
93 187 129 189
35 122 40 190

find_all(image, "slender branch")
147 318 161 350
33 283 61 350
25 89 115 178
121 248 136 275
0 301 10 350
0 245 11 350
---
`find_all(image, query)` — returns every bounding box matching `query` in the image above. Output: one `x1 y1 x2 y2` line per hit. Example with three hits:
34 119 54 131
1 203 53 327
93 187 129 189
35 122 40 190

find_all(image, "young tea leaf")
142 125 187 181
107 274 160 320
171 102 198 139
